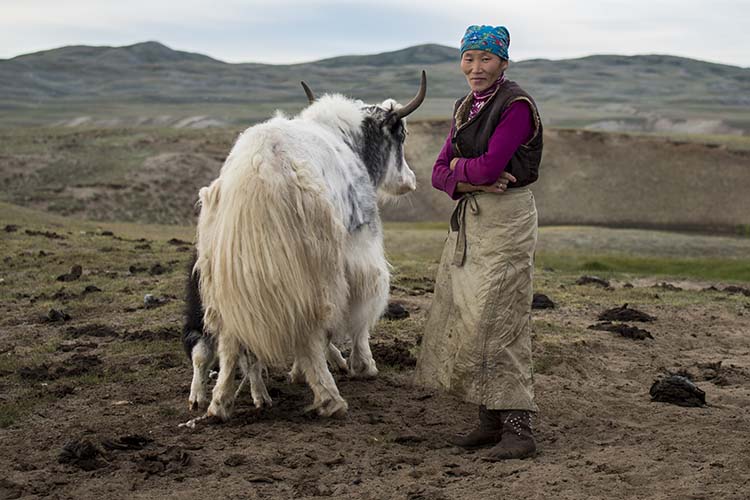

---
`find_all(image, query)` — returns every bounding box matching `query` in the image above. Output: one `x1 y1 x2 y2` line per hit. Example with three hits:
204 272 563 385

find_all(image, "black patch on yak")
182 251 211 360
351 107 407 187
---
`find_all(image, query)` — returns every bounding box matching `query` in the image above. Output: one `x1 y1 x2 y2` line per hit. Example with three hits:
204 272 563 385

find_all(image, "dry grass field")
1 197 749 499
2 124 749 233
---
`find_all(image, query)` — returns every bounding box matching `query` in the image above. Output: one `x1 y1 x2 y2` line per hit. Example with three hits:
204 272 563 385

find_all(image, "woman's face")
460 50 507 93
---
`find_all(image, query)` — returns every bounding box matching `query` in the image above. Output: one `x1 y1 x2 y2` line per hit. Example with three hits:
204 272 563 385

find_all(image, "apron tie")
450 192 481 267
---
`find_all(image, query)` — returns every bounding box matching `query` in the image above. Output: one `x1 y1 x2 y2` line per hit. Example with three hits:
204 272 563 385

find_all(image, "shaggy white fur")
195 93 416 419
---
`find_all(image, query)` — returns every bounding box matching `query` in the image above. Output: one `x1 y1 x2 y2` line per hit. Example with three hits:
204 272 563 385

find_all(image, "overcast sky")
2 0 748 67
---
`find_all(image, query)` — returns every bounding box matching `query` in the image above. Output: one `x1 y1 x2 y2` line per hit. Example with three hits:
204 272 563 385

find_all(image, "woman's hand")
455 171 517 194
450 157 461 171
480 171 517 193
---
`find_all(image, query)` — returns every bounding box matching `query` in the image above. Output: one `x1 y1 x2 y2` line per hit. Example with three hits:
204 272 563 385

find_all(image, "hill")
1 125 749 233
1 42 749 133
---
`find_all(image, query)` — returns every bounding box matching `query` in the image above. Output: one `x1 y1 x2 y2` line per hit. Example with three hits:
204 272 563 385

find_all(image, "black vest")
451 79 543 188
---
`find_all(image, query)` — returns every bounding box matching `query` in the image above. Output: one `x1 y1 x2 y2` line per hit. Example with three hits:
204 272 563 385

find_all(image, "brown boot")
448 405 503 449
485 410 536 460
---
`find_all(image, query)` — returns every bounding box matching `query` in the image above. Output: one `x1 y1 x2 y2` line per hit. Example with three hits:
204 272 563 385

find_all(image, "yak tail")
195 132 347 367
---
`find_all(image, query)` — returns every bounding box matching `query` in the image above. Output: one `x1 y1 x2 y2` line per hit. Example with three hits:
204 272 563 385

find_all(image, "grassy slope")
2 43 750 131
3 126 750 232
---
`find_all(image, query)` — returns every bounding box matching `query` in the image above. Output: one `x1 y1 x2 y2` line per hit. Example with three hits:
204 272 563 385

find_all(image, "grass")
2 201 749 428
536 253 750 283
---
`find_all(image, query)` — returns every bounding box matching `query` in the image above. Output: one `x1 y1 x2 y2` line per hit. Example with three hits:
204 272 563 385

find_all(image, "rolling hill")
1 42 749 133
1 125 748 232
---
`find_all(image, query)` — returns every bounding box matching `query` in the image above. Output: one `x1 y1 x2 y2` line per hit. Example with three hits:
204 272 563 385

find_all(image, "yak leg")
291 338 346 382
326 342 348 373
296 332 348 417
188 336 216 411
347 265 388 378
237 350 272 408
288 360 305 384
206 334 241 421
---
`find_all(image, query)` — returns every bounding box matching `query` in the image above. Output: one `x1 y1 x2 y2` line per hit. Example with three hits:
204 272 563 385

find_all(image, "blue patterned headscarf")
460 25 510 60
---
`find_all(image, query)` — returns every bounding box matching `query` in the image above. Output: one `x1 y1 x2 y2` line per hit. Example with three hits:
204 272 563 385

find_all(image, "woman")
415 25 543 461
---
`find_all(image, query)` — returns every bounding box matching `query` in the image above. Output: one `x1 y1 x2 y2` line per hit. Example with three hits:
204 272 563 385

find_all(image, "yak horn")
301 81 315 104
395 70 427 119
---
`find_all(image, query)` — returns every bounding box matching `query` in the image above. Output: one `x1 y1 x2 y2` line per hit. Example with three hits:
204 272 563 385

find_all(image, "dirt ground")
2 214 750 499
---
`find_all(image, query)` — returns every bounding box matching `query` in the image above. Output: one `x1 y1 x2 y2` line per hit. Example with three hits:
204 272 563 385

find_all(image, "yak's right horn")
394 70 427 119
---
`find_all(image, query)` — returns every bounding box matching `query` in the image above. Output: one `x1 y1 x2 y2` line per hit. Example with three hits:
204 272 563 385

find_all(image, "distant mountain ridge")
10 41 220 65
1 41 749 134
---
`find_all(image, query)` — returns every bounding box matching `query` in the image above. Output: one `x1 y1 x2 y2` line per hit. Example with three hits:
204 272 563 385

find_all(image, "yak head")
301 71 426 197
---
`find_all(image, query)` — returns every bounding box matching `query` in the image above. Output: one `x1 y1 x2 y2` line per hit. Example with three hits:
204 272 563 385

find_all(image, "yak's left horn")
301 81 315 104
395 70 427 119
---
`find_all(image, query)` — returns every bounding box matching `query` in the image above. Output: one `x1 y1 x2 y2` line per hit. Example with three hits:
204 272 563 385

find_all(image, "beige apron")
415 188 538 411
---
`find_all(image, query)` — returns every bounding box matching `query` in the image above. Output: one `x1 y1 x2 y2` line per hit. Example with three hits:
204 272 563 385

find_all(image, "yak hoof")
188 397 209 412
349 359 379 379
253 394 273 409
333 359 349 373
306 398 348 418
206 401 233 422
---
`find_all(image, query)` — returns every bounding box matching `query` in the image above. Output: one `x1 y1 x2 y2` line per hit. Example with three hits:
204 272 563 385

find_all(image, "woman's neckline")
471 74 506 100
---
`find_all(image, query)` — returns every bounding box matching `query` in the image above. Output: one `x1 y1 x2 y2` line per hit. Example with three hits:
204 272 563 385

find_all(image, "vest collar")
454 76 509 132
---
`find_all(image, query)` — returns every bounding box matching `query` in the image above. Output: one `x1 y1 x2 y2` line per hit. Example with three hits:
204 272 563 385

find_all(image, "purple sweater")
431 100 534 200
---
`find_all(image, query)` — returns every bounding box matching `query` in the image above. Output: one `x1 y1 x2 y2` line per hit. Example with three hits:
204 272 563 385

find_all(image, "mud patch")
588 321 654 340
167 238 191 246
149 263 168 275
372 339 416 369
675 360 750 387
532 293 555 309
25 229 65 239
43 308 71 323
723 285 750 297
101 434 153 451
223 454 246 467
598 303 656 322
58 438 106 471
134 446 191 476
49 383 76 398
653 282 683 291
650 375 706 407
383 301 410 320
56 264 82 282
576 275 611 288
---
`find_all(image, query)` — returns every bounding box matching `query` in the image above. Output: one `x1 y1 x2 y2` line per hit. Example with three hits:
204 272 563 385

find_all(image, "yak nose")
401 170 417 193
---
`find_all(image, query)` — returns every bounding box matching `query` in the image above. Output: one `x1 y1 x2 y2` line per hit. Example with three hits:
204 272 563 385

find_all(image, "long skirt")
415 187 539 411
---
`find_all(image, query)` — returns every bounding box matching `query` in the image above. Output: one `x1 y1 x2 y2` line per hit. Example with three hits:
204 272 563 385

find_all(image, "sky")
2 0 748 67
